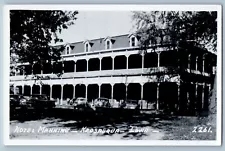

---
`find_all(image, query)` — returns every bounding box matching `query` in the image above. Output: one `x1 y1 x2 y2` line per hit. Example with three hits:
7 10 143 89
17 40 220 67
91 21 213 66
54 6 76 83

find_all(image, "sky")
55 11 135 45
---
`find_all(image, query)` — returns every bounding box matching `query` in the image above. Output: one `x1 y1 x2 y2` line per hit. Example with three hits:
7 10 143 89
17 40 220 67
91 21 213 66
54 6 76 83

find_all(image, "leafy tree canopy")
10 10 78 65
132 11 217 52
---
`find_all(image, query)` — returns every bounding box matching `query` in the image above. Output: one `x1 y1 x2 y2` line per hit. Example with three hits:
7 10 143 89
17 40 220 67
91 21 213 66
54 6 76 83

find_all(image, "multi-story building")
10 34 217 114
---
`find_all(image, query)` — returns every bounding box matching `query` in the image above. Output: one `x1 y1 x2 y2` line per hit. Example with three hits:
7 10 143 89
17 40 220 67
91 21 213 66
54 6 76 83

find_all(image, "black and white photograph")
3 5 222 146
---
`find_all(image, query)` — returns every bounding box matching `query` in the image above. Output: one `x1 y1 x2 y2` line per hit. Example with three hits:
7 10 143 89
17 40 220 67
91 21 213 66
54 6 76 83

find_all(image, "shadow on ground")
10 108 215 140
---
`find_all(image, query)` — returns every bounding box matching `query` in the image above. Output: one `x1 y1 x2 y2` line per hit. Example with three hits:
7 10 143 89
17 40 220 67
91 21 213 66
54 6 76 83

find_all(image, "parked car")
74 102 95 112
94 97 111 108
68 97 88 106
28 94 56 109
121 100 140 109
10 94 28 108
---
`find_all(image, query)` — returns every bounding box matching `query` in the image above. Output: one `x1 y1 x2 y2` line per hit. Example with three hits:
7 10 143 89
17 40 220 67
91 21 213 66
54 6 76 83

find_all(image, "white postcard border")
3 4 222 146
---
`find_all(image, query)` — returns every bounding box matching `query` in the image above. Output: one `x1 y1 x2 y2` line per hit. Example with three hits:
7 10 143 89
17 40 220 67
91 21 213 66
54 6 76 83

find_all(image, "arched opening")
190 54 197 70
76 59 87 72
128 54 142 69
143 83 157 102
24 65 32 75
159 82 178 111
127 83 141 100
75 84 86 98
32 85 40 95
101 57 112 70
113 83 126 101
64 61 75 73
24 85 31 96
203 85 209 111
144 52 158 68
33 63 42 74
197 55 203 72
43 62 52 74
100 84 111 98
87 84 99 102
10 85 14 94
42 85 51 96
52 85 61 99
15 86 22 94
63 84 74 99
17 65 24 75
114 55 126 70
88 58 100 71
52 62 63 74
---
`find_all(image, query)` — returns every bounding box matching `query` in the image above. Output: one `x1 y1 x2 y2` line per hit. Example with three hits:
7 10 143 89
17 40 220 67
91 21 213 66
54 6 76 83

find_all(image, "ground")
9 109 216 140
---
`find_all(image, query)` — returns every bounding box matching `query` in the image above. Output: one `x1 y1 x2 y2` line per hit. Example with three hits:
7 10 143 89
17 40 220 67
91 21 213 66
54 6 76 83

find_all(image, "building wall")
10 35 217 114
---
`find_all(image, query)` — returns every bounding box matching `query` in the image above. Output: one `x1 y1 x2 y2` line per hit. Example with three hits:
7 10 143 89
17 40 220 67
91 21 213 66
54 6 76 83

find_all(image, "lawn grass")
162 116 216 140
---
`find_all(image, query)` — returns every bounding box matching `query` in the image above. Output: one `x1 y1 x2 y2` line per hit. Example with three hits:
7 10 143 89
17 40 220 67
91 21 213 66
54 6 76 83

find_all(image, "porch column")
22 85 24 95
73 85 76 98
157 52 161 67
196 56 198 71
99 57 102 71
22 66 25 76
74 60 76 73
98 84 101 98
202 83 205 109
188 54 191 71
111 83 114 99
30 85 33 95
126 55 129 69
202 55 205 73
86 59 89 72
141 83 144 100
13 86 16 94
141 54 144 72
40 85 42 95
50 84 52 99
156 83 160 110
195 83 198 97
60 85 63 105
85 84 88 100
125 83 128 101
112 56 115 70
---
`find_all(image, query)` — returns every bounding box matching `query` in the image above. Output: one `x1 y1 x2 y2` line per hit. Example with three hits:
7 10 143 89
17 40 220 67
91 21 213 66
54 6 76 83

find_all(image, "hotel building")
10 34 217 113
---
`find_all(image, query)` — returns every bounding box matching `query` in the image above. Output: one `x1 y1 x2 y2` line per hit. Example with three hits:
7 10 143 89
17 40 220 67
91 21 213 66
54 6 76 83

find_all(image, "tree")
10 10 78 73
133 11 217 52
132 11 217 117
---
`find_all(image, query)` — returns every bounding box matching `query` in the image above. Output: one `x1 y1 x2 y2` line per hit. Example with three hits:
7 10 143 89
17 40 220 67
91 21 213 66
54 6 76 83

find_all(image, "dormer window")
83 40 93 52
106 40 111 49
128 34 139 47
65 45 71 55
85 43 89 52
131 37 136 47
104 37 115 50
66 47 70 54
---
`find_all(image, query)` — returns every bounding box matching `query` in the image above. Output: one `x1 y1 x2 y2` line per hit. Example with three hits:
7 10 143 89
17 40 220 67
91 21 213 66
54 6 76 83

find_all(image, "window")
66 47 70 54
85 43 89 52
106 40 110 49
131 37 136 47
